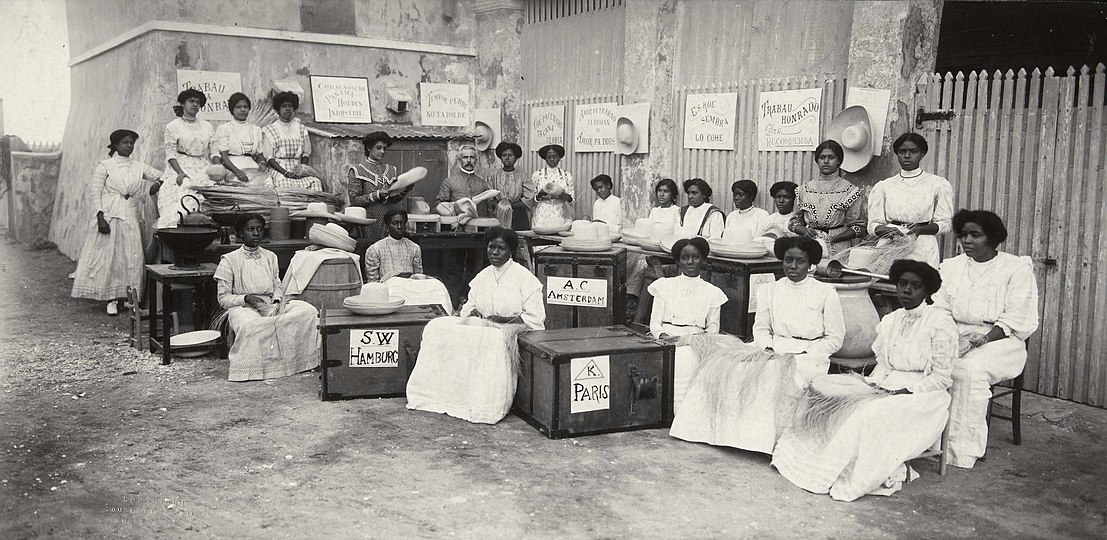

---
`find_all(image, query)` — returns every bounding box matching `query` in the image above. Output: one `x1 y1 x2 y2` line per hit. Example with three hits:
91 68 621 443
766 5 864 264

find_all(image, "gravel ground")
1 237 1105 539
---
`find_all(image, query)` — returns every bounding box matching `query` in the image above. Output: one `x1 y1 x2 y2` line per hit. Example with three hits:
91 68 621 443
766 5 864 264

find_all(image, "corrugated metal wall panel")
521 6 626 100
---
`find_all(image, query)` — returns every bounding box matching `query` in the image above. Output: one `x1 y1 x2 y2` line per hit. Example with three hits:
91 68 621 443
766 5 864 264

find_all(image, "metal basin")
157 227 219 269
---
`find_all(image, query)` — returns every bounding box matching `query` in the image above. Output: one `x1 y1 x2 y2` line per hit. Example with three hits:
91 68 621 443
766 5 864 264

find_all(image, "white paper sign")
570 355 610 413
348 329 400 368
530 105 565 149
573 102 618 152
845 87 892 155
309 76 372 123
420 83 471 127
176 70 242 121
758 88 823 151
545 277 608 308
683 93 737 150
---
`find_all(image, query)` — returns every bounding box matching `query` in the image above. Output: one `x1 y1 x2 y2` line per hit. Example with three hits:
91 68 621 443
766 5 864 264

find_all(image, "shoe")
68 272 76 279
106 301 119 316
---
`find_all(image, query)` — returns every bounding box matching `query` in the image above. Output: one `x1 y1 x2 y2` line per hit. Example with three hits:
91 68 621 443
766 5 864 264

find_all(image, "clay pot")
822 278 880 359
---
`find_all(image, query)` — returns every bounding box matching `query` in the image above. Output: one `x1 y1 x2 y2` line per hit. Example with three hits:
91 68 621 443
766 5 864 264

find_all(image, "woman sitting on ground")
214 213 320 382
208 92 269 186
675 178 725 239
646 237 728 410
364 208 452 314
932 209 1038 469
261 91 323 191
406 227 545 424
772 260 958 501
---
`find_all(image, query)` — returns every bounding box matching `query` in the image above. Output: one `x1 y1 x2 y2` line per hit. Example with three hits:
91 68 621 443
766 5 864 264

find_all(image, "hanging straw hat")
824 105 873 173
474 121 494 152
386 166 428 196
614 102 650 155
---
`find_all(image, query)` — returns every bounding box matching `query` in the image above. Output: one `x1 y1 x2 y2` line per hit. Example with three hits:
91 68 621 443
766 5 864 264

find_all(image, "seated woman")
772 260 957 501
675 178 725 239
214 213 320 381
757 181 798 241
932 210 1039 469
364 209 452 314
722 179 769 242
646 237 728 410
627 178 681 300
208 92 270 186
406 227 545 424
752 237 844 384
261 91 323 191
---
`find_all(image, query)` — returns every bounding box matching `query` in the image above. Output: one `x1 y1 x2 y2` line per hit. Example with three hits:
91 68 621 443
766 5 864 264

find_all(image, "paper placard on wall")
845 87 892 155
309 76 372 124
348 329 399 368
474 108 501 151
683 93 737 150
757 88 823 151
530 105 565 150
420 83 471 127
176 70 242 121
570 355 610 414
614 102 651 155
545 276 609 308
573 102 618 152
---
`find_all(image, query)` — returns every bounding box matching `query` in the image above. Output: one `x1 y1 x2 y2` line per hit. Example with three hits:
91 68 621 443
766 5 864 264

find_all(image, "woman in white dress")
675 178 725 239
529 144 574 230
214 213 320 382
867 133 954 268
756 181 798 242
933 210 1039 468
646 237 729 410
722 179 769 243
154 88 217 228
628 179 682 299
208 92 269 186
261 91 323 191
71 129 162 314
772 260 958 501
406 228 545 424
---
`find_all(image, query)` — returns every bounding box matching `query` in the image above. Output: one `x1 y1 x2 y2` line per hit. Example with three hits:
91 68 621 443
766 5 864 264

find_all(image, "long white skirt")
226 300 320 382
156 155 215 228
71 216 145 301
406 317 518 424
948 336 1026 468
772 376 951 501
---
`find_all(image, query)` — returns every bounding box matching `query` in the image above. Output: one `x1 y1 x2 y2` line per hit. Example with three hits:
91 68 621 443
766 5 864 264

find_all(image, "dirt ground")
1 237 1105 540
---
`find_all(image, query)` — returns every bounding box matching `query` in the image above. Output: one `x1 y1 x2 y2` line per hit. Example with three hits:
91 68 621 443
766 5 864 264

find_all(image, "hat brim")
340 215 377 225
291 210 342 221
387 167 428 195
474 122 493 152
615 117 638 155
825 105 873 173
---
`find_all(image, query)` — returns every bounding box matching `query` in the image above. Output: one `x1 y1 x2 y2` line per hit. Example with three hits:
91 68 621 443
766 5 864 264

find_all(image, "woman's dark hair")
769 181 798 198
671 236 710 261
484 226 519 254
893 132 929 155
590 174 614 189
234 212 266 235
654 178 678 200
730 179 758 199
952 209 1007 247
361 131 392 154
773 236 823 265
271 91 300 111
226 92 251 112
813 139 844 163
174 88 207 117
381 208 408 225
682 178 713 201
888 259 942 303
107 129 139 156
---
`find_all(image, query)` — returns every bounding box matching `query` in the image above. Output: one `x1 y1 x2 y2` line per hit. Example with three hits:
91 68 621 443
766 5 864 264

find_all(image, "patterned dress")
347 158 405 242
156 117 215 228
261 118 323 191
488 167 534 230
788 175 866 257
530 167 574 230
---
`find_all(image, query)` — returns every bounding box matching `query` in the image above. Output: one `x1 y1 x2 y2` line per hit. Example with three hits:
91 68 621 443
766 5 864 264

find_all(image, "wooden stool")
128 286 177 350
987 373 1024 445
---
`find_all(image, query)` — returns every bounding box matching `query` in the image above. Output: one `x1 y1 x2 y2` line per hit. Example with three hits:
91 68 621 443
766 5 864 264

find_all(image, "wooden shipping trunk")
535 246 627 329
318 305 445 400
515 325 674 439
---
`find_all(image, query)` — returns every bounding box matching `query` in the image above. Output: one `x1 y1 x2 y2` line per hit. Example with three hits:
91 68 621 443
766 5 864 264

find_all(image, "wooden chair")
916 416 951 476
127 286 177 351
987 373 1024 445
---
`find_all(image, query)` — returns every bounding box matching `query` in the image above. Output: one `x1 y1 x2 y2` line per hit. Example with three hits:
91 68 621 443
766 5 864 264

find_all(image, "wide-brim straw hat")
341 206 376 225
387 167 428 196
537 144 565 159
409 197 431 215
474 121 494 152
615 116 639 155
308 222 356 251
292 202 342 221
824 105 873 173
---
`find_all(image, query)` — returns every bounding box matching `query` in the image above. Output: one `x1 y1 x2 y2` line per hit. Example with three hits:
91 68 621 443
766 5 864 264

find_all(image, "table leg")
147 274 157 355
161 280 172 365
734 267 753 341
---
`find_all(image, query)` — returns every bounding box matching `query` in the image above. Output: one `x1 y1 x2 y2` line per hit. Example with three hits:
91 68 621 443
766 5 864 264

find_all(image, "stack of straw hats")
560 221 613 252
307 222 356 252
344 283 405 315
708 237 769 259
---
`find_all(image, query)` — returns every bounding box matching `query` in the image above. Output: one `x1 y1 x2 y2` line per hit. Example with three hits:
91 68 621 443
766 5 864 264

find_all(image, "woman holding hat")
866 133 954 268
788 140 866 257
72 129 163 315
208 92 270 186
530 144 574 230
154 88 218 228
489 142 534 230
675 178 725 239
262 91 323 191
347 131 410 243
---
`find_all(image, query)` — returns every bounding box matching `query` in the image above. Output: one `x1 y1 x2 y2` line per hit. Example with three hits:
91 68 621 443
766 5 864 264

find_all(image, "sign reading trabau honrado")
545 277 608 308
176 69 242 122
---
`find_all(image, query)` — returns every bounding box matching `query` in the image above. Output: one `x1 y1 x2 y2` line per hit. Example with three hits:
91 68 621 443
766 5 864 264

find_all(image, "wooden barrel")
297 258 361 312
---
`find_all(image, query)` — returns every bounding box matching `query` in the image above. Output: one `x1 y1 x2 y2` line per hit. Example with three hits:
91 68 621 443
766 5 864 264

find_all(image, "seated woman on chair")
214 213 320 382
932 209 1039 469
771 259 958 501
364 208 452 314
406 227 545 424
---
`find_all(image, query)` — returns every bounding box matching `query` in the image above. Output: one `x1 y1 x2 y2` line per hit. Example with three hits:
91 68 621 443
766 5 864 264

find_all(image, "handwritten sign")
420 83 470 127
545 277 608 308
570 355 610 413
845 87 891 155
348 329 399 368
573 102 618 152
757 88 822 151
529 105 565 149
309 76 372 124
176 70 242 121
683 93 737 150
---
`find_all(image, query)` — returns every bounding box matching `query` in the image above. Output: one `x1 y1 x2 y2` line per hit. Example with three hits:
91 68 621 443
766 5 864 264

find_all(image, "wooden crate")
515 325 674 439
318 305 445 400
535 246 627 329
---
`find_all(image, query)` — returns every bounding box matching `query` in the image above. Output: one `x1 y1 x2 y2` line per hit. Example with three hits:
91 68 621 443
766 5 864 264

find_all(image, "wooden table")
517 230 563 262
145 263 221 365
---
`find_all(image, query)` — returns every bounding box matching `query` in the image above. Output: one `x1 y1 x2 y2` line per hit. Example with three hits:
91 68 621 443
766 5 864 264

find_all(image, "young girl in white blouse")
208 92 269 186
154 88 217 228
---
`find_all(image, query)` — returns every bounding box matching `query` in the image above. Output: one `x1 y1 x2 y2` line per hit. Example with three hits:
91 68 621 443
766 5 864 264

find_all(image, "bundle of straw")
193 186 343 214
831 231 918 276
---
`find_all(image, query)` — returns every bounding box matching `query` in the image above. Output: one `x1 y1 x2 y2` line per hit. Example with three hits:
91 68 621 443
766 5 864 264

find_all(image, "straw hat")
341 206 376 225
562 222 612 252
308 222 356 252
474 121 494 152
614 102 650 155
386 167 428 196
409 197 432 215
345 283 405 315
825 105 873 173
292 202 341 221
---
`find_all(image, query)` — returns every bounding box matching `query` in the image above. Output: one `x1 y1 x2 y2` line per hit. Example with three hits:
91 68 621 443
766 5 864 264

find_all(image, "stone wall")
10 151 62 244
